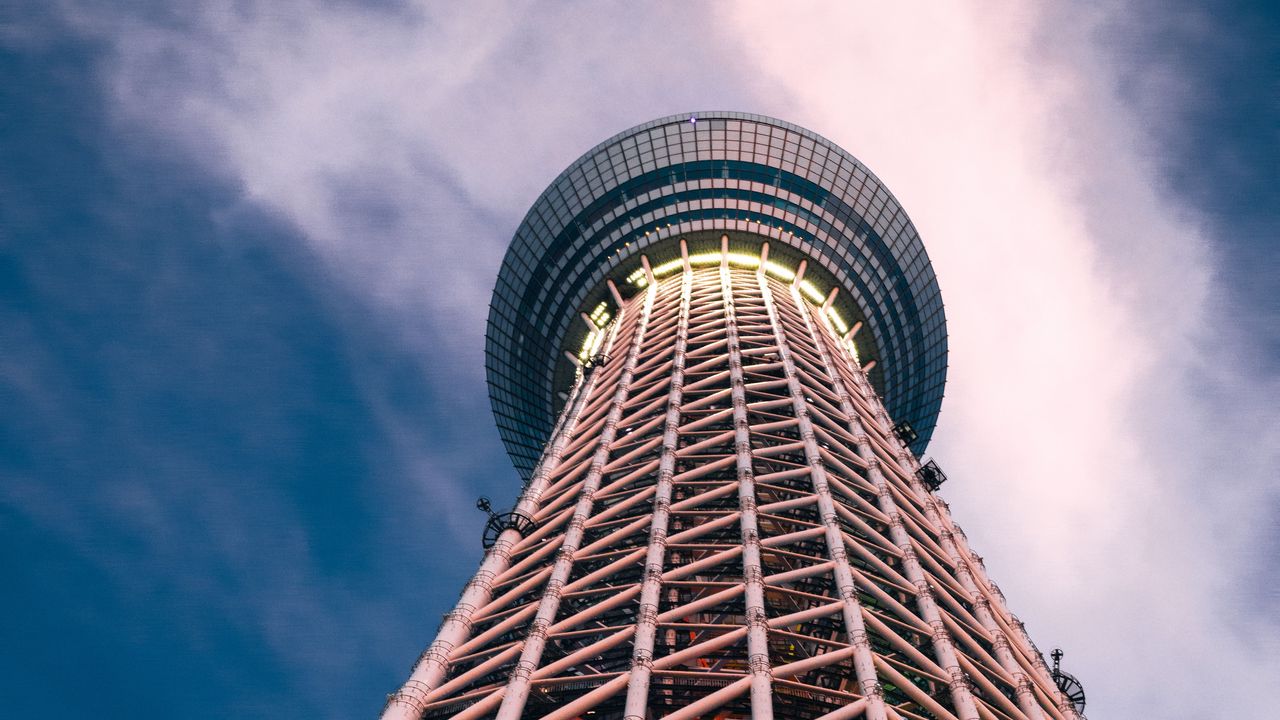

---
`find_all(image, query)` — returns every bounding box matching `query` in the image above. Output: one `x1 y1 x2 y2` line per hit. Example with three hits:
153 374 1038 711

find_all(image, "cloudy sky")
2 1 1276 718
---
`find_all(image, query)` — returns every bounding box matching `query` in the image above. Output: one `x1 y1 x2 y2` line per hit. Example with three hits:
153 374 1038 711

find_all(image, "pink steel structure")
381 114 1084 720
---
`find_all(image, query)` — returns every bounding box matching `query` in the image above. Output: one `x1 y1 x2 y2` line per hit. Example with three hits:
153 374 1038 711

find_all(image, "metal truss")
383 239 1082 720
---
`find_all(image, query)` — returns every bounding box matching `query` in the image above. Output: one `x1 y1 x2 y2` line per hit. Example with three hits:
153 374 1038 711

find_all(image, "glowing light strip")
825 306 849 335
578 325 608 362
629 252 798 287
798 279 825 305
844 336 861 364
763 261 796 282
619 249 854 354
589 301 611 327
650 258 685 277
578 330 597 361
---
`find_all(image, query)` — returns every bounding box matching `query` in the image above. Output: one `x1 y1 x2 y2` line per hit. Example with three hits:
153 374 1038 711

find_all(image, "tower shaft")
384 249 1077 720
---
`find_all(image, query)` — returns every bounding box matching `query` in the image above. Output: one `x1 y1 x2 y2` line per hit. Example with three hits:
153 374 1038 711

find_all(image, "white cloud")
725 1 1280 717
80 1 525 364
66 0 774 369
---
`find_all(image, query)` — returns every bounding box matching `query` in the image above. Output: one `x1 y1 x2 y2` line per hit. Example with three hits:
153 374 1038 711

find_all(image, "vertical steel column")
789 286 981 720
754 261 888 720
624 252 693 719
380 330 608 720
720 242 774 719
492 280 659 720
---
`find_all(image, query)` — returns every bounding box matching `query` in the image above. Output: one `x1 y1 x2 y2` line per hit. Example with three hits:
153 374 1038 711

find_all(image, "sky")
1 1 1276 718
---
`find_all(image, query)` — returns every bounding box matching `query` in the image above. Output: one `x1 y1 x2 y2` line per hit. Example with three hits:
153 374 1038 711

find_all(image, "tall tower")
382 113 1085 720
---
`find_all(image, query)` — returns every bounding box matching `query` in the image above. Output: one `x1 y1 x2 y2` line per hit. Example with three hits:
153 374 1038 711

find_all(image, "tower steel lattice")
381 113 1084 720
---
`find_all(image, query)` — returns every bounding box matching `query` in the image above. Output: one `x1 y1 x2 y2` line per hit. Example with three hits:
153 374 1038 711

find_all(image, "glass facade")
487 112 947 481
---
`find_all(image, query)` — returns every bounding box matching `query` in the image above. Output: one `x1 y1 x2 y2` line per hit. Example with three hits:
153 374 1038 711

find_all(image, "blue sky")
1 2 1276 718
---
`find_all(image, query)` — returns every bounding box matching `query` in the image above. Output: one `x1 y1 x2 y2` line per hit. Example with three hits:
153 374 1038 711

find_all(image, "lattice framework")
383 238 1081 720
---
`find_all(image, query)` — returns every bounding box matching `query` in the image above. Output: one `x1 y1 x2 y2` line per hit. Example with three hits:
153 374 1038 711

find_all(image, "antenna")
1050 648 1087 714
474 496 537 549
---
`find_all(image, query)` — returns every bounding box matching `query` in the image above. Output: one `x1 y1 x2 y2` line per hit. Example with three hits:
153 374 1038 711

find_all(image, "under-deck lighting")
825 306 850 334
628 249 805 288
589 301 611 327
762 260 796 282
844 336 861 364
798 279 826 305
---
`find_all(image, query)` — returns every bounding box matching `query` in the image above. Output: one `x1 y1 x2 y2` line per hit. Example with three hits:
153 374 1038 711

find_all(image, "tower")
382 113 1085 720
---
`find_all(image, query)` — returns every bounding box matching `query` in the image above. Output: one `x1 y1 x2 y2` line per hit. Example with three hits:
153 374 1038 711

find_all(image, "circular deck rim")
486 111 948 481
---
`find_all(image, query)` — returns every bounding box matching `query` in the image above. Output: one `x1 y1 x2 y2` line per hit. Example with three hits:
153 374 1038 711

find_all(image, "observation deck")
487 112 948 481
